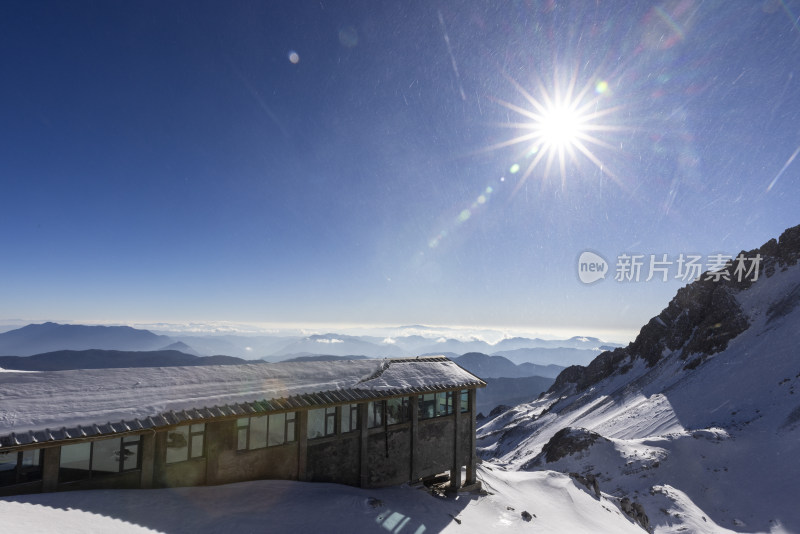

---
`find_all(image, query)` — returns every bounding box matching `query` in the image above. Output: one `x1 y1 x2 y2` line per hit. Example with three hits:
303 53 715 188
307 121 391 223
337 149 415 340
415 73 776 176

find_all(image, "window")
308 407 336 439
238 413 296 450
367 400 384 428
59 437 141 482
419 394 436 420
386 397 410 425
0 449 42 487
460 390 469 413
340 404 359 433
419 392 455 420
436 391 454 417
166 423 205 463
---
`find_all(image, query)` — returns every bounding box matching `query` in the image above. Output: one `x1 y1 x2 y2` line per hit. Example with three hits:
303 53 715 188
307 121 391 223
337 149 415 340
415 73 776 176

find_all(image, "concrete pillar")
152 430 167 488
450 390 462 489
205 421 229 486
466 388 477 485
139 432 156 489
359 402 369 488
410 395 419 481
41 446 60 493
297 410 308 482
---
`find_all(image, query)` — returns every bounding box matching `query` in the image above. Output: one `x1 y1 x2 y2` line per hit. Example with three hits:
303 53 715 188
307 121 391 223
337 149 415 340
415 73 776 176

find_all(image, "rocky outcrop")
569 472 601 498
620 497 651 532
550 224 800 394
524 427 607 467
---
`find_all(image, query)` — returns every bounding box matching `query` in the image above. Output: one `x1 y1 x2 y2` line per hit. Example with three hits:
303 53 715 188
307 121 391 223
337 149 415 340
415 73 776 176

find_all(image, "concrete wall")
415 417 456 478
212 420 299 485
153 429 208 488
0 479 42 497
365 424 412 487
307 434 360 486
458 412 473 466
57 470 142 492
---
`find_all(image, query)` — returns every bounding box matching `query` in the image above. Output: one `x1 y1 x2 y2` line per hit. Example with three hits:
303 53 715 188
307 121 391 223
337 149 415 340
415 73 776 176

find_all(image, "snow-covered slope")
0 467 645 534
478 226 800 533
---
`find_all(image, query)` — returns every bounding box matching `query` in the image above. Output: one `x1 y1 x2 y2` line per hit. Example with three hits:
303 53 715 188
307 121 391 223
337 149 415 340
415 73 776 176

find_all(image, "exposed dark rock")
767 283 800 324
527 427 607 466
521 510 533 521
569 472 601 498
620 497 651 532
489 404 510 417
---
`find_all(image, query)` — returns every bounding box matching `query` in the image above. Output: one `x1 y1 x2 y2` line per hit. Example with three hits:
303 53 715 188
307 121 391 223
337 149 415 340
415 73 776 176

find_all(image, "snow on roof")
0 356 484 448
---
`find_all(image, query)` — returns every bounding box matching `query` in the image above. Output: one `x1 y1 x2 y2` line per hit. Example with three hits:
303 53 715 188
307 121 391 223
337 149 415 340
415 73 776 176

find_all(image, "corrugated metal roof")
0 356 484 449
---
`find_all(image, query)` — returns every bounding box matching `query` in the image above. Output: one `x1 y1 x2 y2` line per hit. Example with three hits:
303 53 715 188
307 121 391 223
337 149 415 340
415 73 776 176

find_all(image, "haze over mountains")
0 321 614 367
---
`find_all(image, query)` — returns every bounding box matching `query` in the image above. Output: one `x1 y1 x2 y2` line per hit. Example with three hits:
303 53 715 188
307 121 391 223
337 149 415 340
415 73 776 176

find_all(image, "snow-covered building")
0 356 485 496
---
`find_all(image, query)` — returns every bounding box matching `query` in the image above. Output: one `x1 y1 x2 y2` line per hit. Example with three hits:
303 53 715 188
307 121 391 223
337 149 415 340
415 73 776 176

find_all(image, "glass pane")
92 438 120 473
60 442 91 470
0 452 16 486
341 405 351 433
0 452 16 473
387 398 407 425
165 427 189 464
249 416 268 449
307 408 325 439
59 442 91 482
325 408 336 435
268 413 286 446
191 423 205 433
286 419 296 442
237 427 248 450
435 392 449 417
21 450 40 468
419 394 435 419
460 390 469 413
121 439 139 471
368 401 383 428
190 434 204 458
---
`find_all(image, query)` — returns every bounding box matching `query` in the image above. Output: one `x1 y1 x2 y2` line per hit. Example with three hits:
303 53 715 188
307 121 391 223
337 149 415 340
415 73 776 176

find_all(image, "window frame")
165 423 205 464
367 400 385 429
386 397 410 425
340 404 360 434
308 407 337 440
59 435 142 481
0 449 43 487
419 390 457 420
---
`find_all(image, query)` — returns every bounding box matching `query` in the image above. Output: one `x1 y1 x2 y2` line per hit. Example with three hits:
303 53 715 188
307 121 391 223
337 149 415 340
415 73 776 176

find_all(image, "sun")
488 71 623 189
538 104 585 150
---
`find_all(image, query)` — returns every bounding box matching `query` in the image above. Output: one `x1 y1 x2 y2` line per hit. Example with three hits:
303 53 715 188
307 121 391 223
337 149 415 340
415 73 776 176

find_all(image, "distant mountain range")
0 322 172 356
0 349 248 371
0 321 619 368
452 352 564 379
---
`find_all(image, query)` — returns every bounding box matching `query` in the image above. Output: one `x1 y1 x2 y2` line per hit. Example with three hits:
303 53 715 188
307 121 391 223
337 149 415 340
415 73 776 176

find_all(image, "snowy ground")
0 465 645 533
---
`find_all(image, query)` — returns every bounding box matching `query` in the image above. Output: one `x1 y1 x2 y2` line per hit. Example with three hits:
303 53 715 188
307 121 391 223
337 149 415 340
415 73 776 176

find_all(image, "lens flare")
487 70 625 190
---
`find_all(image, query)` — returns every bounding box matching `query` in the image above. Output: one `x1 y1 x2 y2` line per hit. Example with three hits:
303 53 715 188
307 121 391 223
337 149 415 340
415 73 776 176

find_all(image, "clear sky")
1 1 798 341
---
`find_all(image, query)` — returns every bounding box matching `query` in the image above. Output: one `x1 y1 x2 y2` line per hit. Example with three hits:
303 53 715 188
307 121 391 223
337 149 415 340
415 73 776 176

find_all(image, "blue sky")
1 1 798 341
